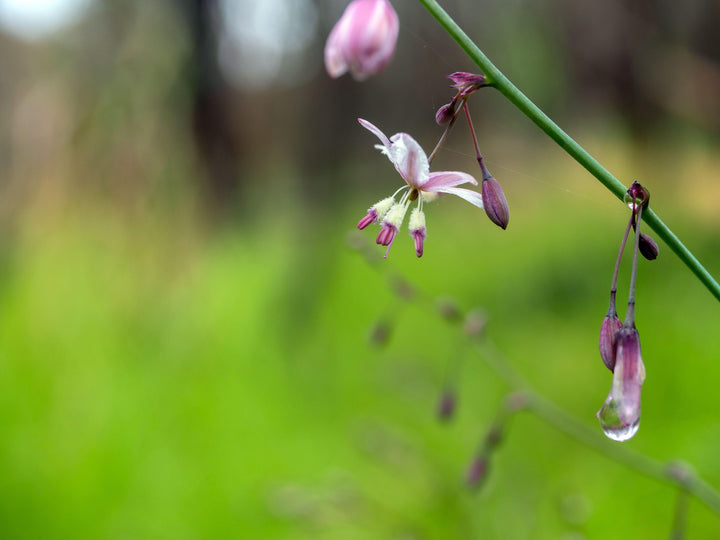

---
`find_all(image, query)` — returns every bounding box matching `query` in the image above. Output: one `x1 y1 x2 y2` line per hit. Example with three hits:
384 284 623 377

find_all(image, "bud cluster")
596 182 657 442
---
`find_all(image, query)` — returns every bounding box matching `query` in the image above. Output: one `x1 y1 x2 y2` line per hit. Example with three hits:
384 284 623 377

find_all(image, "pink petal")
433 186 484 209
324 17 350 78
422 171 478 191
388 133 429 188
358 118 391 150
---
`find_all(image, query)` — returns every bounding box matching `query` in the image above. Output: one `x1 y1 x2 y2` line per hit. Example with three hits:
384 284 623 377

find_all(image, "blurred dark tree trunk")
178 0 242 211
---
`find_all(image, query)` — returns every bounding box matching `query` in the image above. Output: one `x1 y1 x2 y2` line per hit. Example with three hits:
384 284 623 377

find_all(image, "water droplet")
597 399 640 442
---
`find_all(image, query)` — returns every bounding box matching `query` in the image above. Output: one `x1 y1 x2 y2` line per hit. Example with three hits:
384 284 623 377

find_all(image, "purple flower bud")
639 233 659 260
437 389 456 421
624 181 650 210
368 317 392 346
324 0 399 81
596 326 645 441
598 313 623 372
465 455 489 489
435 102 455 125
447 72 488 98
481 178 509 229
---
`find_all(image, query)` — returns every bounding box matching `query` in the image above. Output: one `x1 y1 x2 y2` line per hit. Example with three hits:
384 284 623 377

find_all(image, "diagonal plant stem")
417 0 720 303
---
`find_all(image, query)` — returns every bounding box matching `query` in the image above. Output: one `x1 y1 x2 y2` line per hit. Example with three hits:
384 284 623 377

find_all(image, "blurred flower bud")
465 455 489 489
638 233 659 260
324 0 399 81
436 296 461 322
390 276 415 301
463 308 487 338
481 177 509 229
368 317 393 347
437 389 457 422
435 102 455 125
596 326 645 441
598 313 623 372
484 423 503 450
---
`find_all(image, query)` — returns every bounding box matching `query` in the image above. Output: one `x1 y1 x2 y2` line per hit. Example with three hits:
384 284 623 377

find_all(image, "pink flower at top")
356 119 484 258
324 0 399 81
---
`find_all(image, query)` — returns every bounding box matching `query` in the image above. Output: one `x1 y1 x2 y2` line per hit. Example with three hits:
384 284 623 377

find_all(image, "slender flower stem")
462 103 491 180
626 204 643 326
417 0 720 303
428 97 467 164
609 213 635 315
351 235 720 518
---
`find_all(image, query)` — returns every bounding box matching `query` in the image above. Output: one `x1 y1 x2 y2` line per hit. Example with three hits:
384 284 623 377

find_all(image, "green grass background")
0 133 719 539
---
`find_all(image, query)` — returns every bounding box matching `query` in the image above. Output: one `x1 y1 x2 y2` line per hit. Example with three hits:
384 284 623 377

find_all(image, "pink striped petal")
358 118 391 150
434 186 484 210
422 171 478 191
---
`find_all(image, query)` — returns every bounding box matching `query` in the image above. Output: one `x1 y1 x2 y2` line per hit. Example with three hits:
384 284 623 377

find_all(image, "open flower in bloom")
356 118 484 258
324 0 399 81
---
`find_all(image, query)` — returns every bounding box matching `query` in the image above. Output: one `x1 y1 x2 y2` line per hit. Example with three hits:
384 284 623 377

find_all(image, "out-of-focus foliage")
1 1 719 538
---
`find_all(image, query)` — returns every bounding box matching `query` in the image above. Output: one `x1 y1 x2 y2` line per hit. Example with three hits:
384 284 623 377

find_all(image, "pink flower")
324 0 399 81
356 118 484 258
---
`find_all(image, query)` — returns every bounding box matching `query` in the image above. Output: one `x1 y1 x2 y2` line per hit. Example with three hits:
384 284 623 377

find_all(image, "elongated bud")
465 455 489 489
435 103 455 125
437 389 457 422
481 178 509 229
598 313 623 371
368 317 392 346
597 326 645 441
324 0 399 81
639 233 659 260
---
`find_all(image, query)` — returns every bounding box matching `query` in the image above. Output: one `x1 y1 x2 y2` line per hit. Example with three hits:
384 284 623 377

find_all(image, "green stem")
417 0 720 303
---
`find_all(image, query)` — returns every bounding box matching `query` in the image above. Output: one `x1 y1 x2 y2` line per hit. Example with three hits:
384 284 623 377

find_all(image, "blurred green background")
1 0 720 538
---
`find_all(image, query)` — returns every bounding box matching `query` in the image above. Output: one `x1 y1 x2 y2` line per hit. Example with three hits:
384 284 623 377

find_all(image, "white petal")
388 133 429 188
434 186 484 209
422 171 478 191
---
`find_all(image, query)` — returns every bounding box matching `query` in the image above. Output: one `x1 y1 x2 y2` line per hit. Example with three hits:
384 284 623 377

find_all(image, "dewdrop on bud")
597 326 645 441
481 177 509 229
435 103 455 125
598 313 623 371
639 233 659 260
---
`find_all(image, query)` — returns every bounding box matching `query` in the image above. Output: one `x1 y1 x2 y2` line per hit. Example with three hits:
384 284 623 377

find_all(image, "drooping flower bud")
624 181 650 211
596 326 645 441
435 102 455 125
638 233 659 260
437 389 457 421
481 177 509 229
598 313 623 371
324 0 399 81
465 455 489 489
368 317 392 347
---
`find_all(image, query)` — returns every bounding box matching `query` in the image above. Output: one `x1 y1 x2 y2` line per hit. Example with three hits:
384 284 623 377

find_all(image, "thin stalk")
609 213 635 315
626 204 643 326
462 103 491 180
417 0 720 303
428 97 467 164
